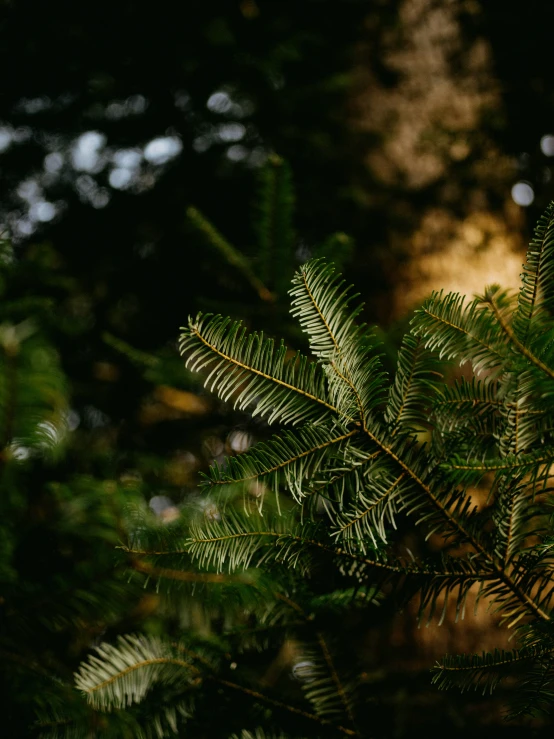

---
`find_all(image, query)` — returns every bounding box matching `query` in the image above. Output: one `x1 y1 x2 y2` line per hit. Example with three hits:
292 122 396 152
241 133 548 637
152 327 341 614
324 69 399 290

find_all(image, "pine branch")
290 259 387 427
385 333 442 433
359 420 487 556
0 325 68 458
205 425 360 503
507 656 554 718
334 472 406 550
513 201 554 345
491 479 544 565
179 313 340 425
130 558 256 585
186 508 290 573
305 449 382 514
75 635 203 710
413 290 509 374
432 646 551 695
255 155 295 298
432 384 500 461
216 678 358 736
484 286 554 382
187 205 274 302
315 632 358 732
442 448 552 479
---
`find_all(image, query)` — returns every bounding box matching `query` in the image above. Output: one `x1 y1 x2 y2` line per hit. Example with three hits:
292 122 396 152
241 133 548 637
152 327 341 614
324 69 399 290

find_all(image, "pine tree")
69 203 554 735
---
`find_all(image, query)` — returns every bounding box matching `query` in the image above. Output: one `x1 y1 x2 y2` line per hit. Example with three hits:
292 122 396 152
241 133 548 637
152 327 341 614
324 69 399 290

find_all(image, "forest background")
3 0 554 735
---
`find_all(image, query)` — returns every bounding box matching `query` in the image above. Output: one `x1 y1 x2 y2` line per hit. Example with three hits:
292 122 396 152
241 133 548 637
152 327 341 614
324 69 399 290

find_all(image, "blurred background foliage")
2 0 554 735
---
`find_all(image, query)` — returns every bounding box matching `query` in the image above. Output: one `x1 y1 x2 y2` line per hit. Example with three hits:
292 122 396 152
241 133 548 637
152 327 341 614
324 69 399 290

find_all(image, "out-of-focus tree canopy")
0 0 553 329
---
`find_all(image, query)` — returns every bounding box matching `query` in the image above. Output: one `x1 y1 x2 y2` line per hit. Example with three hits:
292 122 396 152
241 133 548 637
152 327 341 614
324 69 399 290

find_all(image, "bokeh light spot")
109 168 134 190
540 135 554 156
207 91 232 114
511 181 534 207
143 136 183 165
0 126 14 152
71 131 107 173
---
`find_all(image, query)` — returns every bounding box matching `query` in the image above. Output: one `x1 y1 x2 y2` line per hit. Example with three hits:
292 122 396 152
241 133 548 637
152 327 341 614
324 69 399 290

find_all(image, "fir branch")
507 656 554 718
335 472 406 549
444 449 552 473
216 678 358 736
414 290 509 374
292 261 368 426
256 155 295 298
180 314 342 425
360 422 486 556
289 259 387 426
513 201 554 345
385 333 442 432
315 632 358 733
305 450 382 510
484 287 554 382
75 635 202 710
130 558 256 585
187 205 274 302
205 425 360 502
432 647 551 695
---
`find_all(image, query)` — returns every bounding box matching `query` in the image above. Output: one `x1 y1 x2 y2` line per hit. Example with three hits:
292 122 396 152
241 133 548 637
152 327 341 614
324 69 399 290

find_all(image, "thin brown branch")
215 678 358 736
131 558 252 584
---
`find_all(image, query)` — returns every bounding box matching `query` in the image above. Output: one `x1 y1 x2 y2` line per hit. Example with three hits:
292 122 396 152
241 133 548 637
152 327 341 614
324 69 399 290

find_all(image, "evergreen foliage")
185 153 353 322
3 155 363 737
69 202 554 735
0 245 147 736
